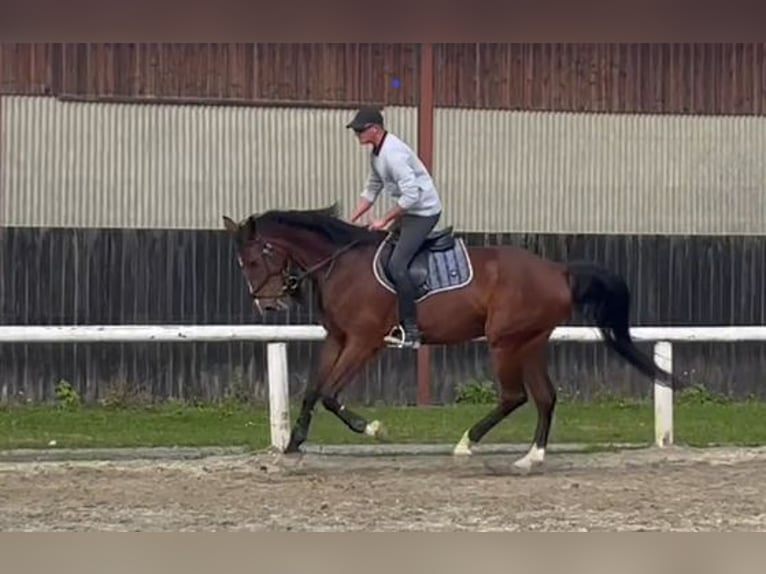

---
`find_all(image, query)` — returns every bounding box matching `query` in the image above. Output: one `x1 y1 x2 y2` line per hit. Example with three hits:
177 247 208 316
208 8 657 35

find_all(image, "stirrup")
383 324 421 349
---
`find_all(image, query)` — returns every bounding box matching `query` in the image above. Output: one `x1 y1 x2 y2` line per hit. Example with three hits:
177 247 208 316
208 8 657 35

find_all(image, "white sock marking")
514 444 546 469
364 420 382 437
453 430 473 456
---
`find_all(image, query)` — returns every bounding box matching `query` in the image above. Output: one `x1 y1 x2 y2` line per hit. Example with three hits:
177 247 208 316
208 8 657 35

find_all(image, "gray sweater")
360 133 442 217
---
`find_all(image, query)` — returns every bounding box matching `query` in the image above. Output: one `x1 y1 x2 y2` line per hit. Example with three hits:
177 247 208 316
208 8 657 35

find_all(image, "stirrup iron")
383 324 421 349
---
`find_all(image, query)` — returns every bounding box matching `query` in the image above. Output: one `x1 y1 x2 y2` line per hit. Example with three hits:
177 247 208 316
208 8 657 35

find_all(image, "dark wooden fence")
3 226 766 405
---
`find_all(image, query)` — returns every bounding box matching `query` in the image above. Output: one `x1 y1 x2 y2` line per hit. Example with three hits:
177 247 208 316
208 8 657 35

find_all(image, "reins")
281 239 362 296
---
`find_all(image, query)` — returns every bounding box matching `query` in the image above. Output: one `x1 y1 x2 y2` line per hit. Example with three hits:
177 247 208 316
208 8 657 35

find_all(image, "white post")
653 341 673 447
267 342 291 452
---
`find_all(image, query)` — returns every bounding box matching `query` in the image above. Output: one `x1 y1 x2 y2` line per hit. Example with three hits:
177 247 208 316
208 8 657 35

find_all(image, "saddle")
373 226 473 302
411 226 456 252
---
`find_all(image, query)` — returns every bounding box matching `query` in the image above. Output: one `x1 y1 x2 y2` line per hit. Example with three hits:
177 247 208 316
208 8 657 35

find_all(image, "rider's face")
355 124 380 145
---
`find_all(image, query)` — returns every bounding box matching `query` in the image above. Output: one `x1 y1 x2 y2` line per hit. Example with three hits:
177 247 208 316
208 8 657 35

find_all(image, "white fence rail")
3 324 766 451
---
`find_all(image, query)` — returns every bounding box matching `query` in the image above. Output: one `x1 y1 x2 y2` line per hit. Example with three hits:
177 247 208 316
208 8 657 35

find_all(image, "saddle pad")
372 238 474 303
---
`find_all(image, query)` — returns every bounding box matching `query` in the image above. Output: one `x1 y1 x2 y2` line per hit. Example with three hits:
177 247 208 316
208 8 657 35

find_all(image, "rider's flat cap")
346 107 384 130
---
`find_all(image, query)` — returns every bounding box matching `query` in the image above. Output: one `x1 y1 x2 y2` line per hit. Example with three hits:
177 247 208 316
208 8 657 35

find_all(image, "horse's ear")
246 215 257 235
222 215 239 235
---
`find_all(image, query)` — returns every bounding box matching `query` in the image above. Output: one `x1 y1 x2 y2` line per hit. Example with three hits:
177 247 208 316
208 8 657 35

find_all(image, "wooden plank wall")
2 43 766 114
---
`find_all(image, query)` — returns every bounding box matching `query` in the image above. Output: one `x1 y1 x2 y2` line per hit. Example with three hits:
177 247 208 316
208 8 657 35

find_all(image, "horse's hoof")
511 461 534 475
282 444 303 456
511 457 545 475
483 459 537 476
452 430 473 456
364 420 388 441
512 445 546 474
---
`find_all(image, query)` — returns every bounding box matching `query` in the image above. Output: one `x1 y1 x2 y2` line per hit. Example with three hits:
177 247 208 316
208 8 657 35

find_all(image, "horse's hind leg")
512 343 557 473
453 345 527 456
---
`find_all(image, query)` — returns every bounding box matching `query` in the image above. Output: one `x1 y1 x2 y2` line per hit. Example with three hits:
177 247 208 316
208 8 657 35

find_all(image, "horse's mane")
253 203 385 247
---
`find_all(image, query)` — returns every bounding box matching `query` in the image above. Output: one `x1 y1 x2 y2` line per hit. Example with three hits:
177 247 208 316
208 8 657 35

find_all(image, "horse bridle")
239 240 290 299
245 237 361 299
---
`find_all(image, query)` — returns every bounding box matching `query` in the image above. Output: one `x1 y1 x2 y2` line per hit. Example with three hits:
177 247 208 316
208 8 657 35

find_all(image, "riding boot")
400 314 422 349
384 289 422 349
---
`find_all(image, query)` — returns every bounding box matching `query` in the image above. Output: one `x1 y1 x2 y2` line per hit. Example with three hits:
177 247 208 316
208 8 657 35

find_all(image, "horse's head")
222 214 293 313
224 203 379 314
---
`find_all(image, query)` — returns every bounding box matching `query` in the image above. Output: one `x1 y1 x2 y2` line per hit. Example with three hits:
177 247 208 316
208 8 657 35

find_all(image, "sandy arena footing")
2 444 766 531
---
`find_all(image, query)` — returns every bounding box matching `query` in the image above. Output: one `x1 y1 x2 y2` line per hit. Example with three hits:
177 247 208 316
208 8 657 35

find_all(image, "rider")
346 106 443 349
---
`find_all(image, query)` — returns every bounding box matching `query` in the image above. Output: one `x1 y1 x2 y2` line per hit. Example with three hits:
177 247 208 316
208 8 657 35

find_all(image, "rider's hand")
368 219 388 231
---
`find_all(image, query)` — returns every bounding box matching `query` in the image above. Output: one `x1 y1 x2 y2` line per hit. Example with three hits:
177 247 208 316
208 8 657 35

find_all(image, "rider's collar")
372 131 388 156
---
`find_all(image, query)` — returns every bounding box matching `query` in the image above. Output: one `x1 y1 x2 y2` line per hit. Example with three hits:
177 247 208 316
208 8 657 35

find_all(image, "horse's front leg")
319 337 388 441
321 394 385 439
284 335 343 454
284 387 322 454
284 334 386 453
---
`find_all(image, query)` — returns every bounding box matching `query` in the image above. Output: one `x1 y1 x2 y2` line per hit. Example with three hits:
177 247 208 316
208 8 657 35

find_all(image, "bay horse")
223 204 677 472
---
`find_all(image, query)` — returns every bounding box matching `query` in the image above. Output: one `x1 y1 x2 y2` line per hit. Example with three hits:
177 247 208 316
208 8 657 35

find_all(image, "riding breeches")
386 212 441 324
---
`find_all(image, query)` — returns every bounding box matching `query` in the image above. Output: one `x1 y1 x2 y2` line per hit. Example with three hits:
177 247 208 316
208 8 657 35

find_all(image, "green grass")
2 397 766 450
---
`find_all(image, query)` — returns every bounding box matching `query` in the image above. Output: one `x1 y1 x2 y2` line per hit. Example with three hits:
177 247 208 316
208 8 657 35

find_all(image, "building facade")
2 43 765 404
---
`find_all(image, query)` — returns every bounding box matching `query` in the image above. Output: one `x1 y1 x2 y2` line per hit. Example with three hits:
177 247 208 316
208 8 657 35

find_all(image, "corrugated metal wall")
5 96 766 235
434 107 766 234
0 96 418 229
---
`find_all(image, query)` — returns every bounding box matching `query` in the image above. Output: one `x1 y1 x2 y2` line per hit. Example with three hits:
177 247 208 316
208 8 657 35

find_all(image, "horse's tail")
566 260 679 389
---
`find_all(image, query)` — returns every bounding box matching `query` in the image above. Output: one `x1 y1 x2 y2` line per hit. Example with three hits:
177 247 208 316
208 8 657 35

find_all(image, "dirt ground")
2 445 766 531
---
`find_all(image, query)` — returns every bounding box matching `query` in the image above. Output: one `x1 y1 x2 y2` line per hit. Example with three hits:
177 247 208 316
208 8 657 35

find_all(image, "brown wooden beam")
54 93 383 110
416 42 434 407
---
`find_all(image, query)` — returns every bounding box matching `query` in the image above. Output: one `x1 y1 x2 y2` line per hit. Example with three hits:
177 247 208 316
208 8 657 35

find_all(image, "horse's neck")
274 232 373 298
275 233 336 271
